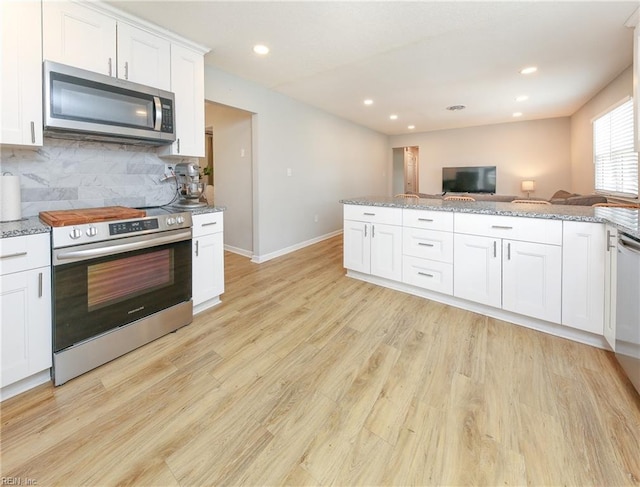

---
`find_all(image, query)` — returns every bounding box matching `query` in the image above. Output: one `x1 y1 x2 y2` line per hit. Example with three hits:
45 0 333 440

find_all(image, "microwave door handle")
153 96 162 131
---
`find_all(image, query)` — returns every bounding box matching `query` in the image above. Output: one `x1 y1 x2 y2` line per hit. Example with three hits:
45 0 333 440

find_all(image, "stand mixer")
173 162 206 208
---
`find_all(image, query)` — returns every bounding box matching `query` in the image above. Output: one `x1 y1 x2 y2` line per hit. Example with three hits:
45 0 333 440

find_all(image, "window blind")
594 99 638 198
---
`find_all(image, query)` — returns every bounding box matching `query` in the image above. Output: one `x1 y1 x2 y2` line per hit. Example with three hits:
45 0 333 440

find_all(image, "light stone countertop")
340 196 640 241
1 205 226 239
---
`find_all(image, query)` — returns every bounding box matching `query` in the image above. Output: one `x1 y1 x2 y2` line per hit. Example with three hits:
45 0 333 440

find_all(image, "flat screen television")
442 166 496 194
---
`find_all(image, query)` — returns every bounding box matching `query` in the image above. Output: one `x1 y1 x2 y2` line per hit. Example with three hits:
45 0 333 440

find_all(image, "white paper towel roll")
1 173 22 221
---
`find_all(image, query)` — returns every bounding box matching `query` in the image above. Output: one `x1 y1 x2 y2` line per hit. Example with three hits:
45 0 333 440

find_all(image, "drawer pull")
363 212 376 216
418 242 434 247
417 271 434 278
491 225 513 230
418 218 434 222
202 222 218 227
0 251 27 260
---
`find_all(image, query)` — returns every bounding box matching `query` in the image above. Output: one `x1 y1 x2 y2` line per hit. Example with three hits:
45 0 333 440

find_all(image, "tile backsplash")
0 138 194 217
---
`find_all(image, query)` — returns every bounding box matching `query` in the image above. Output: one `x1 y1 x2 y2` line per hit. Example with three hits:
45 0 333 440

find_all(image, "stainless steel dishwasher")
615 233 640 395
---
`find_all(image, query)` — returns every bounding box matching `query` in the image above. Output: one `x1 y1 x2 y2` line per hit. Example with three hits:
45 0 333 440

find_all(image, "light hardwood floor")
1 235 639 486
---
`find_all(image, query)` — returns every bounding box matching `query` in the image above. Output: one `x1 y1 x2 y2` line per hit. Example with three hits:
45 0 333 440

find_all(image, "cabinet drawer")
0 233 50 275
402 256 453 295
403 209 453 231
343 205 401 225
192 212 224 237
454 213 562 245
403 228 453 263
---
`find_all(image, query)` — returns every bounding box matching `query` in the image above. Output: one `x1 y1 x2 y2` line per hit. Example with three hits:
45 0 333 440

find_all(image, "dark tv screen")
442 166 496 194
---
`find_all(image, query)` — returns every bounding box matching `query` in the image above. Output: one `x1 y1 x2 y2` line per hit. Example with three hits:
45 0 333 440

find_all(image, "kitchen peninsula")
341 196 640 352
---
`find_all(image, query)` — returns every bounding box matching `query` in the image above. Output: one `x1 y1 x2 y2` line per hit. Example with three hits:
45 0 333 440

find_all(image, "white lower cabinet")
454 233 502 308
1 233 52 399
343 205 402 281
502 239 562 323
562 221 606 334
604 225 618 349
192 212 225 313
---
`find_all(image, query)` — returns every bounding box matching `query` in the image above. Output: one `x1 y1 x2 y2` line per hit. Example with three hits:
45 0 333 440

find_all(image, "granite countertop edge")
340 197 640 241
1 205 226 239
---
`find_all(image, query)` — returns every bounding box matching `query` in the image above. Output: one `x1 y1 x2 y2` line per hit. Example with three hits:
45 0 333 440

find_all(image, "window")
593 98 638 198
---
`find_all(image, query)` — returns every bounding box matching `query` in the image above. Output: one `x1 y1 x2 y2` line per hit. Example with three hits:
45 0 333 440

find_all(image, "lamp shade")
521 180 536 192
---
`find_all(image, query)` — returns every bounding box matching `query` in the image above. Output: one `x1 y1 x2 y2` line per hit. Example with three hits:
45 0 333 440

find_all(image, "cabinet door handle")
195 240 199 257
418 271 434 278
108 57 113 76
372 225 375 238
124 61 129 80
30 121 35 143
418 218 433 222
493 240 497 258
491 225 513 230
202 222 217 227
364 224 367 238
606 230 615 252
0 251 27 259
507 242 511 260
177 138 181 153
363 212 376 216
38 272 43 298
418 242 434 247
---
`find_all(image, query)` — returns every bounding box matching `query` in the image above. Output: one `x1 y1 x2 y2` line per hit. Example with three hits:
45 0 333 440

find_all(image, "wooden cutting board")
39 206 146 227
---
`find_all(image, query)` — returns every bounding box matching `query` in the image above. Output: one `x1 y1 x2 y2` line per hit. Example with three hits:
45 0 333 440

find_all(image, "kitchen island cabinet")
341 197 636 351
0 233 52 401
1 0 43 147
343 205 402 281
192 212 225 314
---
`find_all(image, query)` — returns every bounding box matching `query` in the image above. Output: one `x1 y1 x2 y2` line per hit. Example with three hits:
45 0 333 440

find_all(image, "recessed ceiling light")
515 95 529 102
513 112 523 117
389 114 398 120
446 105 466 111
408 125 415 130
253 44 269 55
363 99 374 106
520 66 537 75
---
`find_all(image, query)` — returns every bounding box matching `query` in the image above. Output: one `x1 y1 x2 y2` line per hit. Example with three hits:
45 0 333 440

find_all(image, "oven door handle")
55 229 191 263
619 236 640 255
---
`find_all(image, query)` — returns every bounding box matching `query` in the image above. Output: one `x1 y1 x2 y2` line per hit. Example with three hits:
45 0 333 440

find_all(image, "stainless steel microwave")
43 60 176 145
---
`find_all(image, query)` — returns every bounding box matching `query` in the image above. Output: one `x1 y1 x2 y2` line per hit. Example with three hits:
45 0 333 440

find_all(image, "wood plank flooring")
1 235 639 486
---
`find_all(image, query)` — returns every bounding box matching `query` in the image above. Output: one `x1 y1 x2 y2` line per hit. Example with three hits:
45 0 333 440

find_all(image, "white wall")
389 117 572 199
570 65 633 195
204 65 389 259
205 102 253 254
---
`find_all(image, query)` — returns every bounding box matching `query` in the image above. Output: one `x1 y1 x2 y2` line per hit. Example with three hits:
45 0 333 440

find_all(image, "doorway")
392 146 419 195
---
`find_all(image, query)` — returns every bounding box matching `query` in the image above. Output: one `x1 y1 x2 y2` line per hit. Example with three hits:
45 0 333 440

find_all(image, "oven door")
52 229 191 352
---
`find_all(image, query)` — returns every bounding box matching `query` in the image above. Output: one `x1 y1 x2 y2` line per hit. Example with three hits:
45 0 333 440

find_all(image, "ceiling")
107 1 638 136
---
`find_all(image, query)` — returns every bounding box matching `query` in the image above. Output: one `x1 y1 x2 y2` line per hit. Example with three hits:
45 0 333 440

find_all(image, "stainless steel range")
47 207 193 385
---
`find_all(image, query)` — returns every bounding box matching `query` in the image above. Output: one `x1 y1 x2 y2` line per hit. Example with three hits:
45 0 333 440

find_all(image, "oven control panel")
110 218 159 235
51 210 193 248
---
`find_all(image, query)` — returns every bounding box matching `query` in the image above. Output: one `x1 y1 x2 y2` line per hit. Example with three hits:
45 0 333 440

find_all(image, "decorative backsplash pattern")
0 138 195 217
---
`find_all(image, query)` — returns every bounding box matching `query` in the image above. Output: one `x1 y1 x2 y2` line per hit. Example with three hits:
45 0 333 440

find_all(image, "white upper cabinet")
1 0 43 146
43 1 172 90
43 1 117 76
117 22 171 90
158 43 206 158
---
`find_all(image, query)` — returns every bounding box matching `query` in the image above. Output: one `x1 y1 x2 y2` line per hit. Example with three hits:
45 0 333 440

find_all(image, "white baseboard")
1 369 51 402
251 230 343 264
193 295 222 315
346 270 609 351
223 244 253 258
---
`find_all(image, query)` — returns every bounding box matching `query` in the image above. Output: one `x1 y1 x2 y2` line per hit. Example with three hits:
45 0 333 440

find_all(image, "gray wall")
204 64 389 259
205 102 253 254
388 117 572 199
